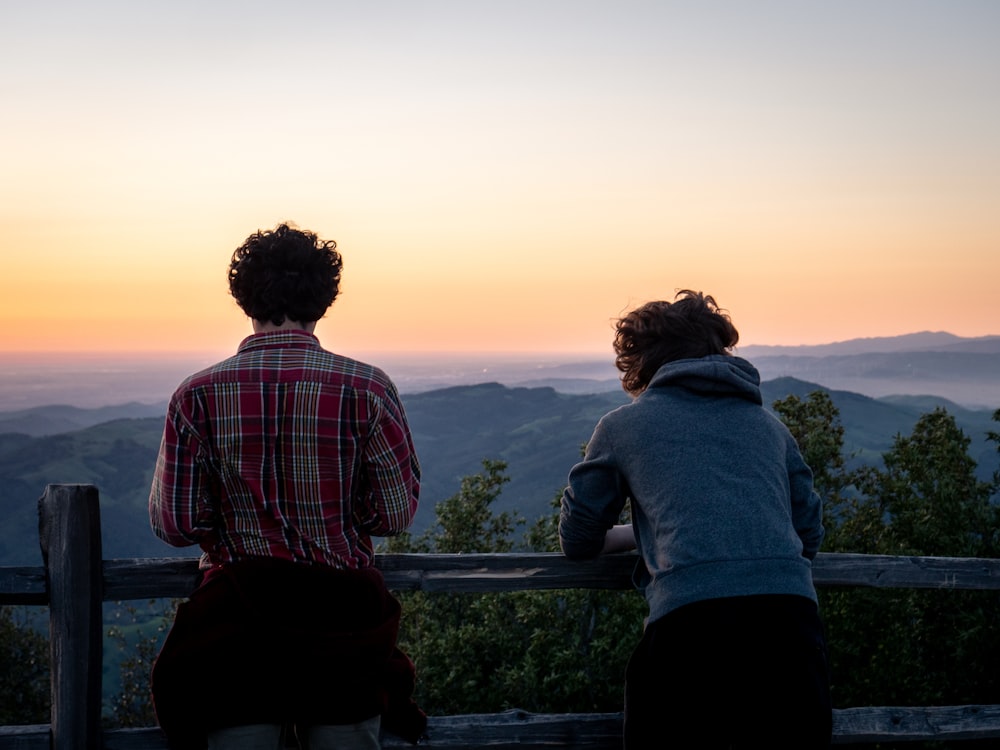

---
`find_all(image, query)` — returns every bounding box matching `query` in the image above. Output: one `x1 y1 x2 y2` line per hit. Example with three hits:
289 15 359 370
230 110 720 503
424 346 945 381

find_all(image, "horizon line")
2 330 999 361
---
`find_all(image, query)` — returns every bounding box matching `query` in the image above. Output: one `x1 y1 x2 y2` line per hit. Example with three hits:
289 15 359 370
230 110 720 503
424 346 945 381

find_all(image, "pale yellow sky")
2 1 998 357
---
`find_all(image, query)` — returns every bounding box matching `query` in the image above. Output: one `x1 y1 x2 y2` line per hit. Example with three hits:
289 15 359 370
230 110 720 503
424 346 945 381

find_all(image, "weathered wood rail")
2 484 1000 748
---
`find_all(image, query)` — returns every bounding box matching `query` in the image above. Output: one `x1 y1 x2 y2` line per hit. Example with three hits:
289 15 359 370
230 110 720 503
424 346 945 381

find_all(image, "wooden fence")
2 483 1000 748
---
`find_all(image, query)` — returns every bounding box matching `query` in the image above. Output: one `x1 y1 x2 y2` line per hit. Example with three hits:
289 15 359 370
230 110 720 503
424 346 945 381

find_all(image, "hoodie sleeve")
786 435 825 560
559 417 629 559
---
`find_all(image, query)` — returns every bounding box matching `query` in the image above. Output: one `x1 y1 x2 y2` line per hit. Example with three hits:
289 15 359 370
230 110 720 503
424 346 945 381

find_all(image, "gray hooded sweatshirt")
559 354 823 626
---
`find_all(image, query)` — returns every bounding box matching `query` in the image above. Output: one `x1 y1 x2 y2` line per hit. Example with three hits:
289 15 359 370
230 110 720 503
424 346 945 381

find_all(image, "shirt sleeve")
148 393 218 547
558 417 629 559
354 385 420 537
786 435 825 560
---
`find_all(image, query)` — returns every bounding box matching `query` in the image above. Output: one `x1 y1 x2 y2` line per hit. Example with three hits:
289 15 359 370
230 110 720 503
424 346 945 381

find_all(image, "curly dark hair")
228 223 343 326
614 290 740 395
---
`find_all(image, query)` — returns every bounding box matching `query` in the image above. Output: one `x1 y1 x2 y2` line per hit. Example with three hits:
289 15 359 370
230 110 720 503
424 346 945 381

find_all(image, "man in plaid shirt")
149 223 423 750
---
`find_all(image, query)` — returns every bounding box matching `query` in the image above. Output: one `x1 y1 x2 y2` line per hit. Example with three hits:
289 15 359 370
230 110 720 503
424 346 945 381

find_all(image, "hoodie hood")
645 354 762 404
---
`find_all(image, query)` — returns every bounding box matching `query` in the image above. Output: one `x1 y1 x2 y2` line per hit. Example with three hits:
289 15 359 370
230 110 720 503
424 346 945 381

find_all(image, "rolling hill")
1 378 997 566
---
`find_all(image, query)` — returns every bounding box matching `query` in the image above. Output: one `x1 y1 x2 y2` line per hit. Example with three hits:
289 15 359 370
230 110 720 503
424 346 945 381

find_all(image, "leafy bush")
0 606 49 724
777 394 1000 749
383 458 644 714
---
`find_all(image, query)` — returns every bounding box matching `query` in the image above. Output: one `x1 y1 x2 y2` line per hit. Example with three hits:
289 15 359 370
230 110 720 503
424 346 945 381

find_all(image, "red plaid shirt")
149 330 420 570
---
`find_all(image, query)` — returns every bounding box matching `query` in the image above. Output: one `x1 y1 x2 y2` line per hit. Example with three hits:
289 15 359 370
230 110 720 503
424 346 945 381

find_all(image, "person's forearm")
601 524 636 554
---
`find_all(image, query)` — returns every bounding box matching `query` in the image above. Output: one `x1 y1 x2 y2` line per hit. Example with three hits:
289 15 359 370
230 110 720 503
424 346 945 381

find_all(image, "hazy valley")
1 332 998 566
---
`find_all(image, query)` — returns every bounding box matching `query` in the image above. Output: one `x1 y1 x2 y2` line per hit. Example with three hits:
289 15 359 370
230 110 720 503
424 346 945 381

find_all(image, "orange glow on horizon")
2 3 999 356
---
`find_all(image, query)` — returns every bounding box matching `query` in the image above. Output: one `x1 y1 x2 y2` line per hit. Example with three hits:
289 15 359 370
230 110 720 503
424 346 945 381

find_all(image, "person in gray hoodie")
559 290 831 749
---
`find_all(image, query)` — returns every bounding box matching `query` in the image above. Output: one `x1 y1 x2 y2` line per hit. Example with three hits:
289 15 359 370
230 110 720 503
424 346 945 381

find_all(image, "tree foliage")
848 408 999 557
4 401 1000 734
104 599 176 728
775 395 1000 742
0 606 49 724
772 390 849 504
384 459 520 554
387 398 1000 723
384 458 645 715
989 407 1000 490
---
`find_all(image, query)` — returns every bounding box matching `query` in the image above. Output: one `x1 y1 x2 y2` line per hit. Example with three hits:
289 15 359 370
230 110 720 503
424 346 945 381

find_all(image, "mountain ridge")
739 331 1000 357
3 332 1000 412
1 377 997 567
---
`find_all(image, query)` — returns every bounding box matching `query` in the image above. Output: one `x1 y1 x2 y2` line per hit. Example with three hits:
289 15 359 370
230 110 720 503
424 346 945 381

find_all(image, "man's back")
150 328 420 570
148 223 425 748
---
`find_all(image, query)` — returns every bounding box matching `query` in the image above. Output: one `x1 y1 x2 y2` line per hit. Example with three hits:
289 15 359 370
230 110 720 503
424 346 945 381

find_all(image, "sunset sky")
2 1 998 359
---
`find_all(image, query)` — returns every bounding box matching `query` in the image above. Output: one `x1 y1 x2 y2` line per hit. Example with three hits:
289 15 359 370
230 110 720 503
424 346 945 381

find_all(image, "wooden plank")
382 710 624 749
10 705 1000 748
0 725 49 750
92 714 622 749
377 552 638 593
102 557 202 599
93 552 1000 602
831 705 1000 743
99 554 640 599
37 485 103 750
0 567 47 605
813 552 1000 590
7 706 1000 748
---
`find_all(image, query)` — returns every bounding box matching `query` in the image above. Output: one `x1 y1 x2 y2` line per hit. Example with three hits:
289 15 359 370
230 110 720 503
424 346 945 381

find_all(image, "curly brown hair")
228 223 343 326
614 290 739 395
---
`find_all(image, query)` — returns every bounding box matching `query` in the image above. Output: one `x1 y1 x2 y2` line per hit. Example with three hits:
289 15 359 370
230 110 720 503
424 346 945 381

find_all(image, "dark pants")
624 594 832 749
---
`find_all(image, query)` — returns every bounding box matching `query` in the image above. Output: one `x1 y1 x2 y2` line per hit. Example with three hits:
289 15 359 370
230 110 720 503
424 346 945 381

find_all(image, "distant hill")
1 379 997 566
402 383 628 534
749 351 1000 409
0 416 173 565
758 378 998 469
727 332 1000 409
438 334 1000 408
3 333 999 411
0 402 167 437
740 331 1000 357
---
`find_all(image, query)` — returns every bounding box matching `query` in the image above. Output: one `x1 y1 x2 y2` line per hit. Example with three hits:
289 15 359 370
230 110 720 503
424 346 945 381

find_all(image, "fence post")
38 484 103 750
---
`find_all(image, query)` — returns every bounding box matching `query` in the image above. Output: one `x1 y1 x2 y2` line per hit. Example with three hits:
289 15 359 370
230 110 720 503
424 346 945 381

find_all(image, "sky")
2 0 999 359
